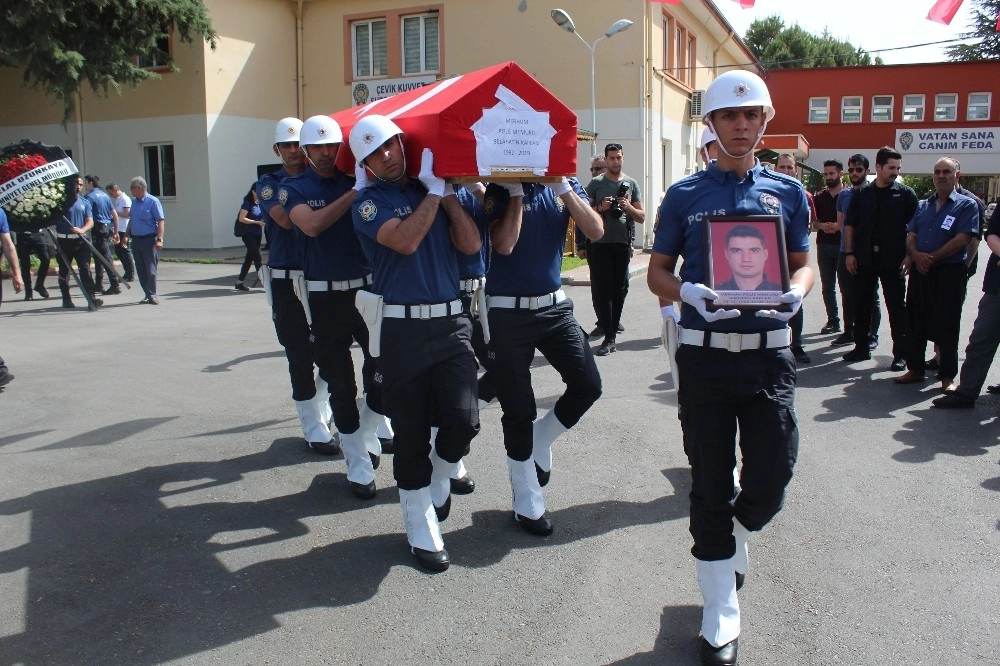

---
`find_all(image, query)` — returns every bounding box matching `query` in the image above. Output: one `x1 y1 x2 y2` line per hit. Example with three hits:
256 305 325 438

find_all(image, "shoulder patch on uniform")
278 188 288 206
358 199 378 222
260 184 274 201
759 192 781 215
484 196 497 216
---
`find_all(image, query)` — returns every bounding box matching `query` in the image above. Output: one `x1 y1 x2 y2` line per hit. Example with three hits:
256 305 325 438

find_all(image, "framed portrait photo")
704 215 791 311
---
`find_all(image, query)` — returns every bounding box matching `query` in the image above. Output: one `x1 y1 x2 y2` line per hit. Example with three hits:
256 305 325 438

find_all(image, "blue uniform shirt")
483 179 587 296
836 187 855 252
129 193 164 236
454 185 489 280
653 160 810 332
85 188 115 225
353 179 461 305
280 168 370 281
257 169 303 269
0 208 8 234
58 196 93 233
906 190 979 265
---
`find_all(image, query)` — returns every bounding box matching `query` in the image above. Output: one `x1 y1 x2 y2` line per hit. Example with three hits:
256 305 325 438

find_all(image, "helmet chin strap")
707 118 768 161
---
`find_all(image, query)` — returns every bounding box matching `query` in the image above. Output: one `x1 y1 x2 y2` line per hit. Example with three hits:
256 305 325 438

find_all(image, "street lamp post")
550 9 633 157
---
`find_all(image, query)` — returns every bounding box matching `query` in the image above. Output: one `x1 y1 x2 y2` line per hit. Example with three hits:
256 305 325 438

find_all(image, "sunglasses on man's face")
591 166 606 172
848 167 866 173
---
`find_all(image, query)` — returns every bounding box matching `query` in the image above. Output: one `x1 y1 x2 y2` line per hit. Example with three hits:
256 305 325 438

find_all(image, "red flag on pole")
926 0 964 24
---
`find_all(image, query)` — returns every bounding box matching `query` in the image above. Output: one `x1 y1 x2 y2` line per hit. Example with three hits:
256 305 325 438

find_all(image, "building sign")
896 127 999 154
352 76 436 106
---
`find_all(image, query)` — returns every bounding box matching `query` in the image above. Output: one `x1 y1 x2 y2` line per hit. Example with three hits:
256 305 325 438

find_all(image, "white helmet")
299 115 343 147
273 117 303 145
699 127 718 149
349 115 404 165
702 70 775 123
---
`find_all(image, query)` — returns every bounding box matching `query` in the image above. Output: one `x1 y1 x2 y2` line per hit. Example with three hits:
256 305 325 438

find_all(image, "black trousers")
238 235 262 281
816 242 840 323
853 263 906 357
269 277 316 401
115 235 135 281
56 237 97 299
487 298 602 461
16 235 51 293
376 315 480 490
307 288 374 435
905 263 967 380
588 242 631 338
676 343 798 561
91 224 120 289
460 289 494 402
837 252 882 337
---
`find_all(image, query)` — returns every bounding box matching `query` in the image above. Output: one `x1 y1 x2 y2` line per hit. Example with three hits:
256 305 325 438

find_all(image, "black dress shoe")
830 332 853 346
514 511 553 536
412 547 449 572
596 340 616 356
379 436 396 454
589 325 604 338
890 357 907 372
24 292 33 301
932 392 976 408
0 373 14 389
535 462 550 487
736 572 745 591
925 357 940 371
791 346 811 363
842 348 871 362
369 452 380 470
820 320 841 334
868 334 879 351
62 299 75 309
450 474 475 495
91 297 104 307
700 636 738 666
434 495 451 522
987 384 1000 395
36 285 49 298
102 286 122 295
148 296 159 305
350 480 377 500
616 323 625 333
308 439 341 455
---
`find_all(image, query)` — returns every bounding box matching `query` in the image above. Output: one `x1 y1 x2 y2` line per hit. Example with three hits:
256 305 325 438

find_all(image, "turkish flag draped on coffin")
331 61 578 179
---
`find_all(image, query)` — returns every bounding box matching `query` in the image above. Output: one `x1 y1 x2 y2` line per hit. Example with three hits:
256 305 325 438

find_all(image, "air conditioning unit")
690 90 706 120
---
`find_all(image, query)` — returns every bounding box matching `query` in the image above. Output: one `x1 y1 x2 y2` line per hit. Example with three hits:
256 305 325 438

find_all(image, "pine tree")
0 0 217 123
946 0 1000 61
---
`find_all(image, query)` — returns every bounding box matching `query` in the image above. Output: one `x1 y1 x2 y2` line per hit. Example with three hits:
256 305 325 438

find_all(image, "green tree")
902 175 934 200
946 0 1000 61
744 15 882 68
0 0 218 123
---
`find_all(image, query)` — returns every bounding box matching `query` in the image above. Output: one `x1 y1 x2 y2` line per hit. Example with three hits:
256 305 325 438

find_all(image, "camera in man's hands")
609 182 630 217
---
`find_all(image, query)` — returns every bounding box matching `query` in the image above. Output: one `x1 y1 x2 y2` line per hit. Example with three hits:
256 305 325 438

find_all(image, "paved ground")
0 250 998 665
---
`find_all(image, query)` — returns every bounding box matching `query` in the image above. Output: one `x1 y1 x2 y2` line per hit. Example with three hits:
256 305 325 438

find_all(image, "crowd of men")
12 175 165 308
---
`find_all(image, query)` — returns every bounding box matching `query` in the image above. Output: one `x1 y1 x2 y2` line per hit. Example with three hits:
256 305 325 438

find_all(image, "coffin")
331 61 577 180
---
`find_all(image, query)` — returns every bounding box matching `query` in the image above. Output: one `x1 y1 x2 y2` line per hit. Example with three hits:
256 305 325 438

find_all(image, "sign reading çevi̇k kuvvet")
332 61 578 179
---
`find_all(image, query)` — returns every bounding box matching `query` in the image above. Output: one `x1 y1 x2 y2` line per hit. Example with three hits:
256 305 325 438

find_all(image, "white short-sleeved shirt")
113 193 131 232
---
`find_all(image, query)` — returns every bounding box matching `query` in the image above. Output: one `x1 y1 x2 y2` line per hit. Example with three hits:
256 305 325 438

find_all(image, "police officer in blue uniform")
281 115 379 500
647 70 813 666
481 176 604 537
349 115 482 572
256 118 339 457
56 177 102 309
83 174 122 296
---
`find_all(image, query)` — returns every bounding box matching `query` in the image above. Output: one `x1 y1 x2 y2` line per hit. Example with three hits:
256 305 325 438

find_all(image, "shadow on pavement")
203 351 286 373
605 604 702 665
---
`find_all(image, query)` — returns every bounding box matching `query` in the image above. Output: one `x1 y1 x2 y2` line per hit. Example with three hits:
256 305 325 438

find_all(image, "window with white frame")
968 92 991 120
841 96 862 123
935 93 958 121
136 34 171 70
902 94 924 122
142 144 176 198
353 19 388 78
872 95 893 122
808 97 829 123
402 13 439 75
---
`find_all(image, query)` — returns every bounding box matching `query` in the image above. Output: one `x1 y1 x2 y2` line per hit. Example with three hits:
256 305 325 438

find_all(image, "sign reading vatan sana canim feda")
897 127 999 154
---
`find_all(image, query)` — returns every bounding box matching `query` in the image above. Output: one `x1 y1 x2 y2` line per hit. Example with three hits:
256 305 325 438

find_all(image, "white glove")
756 284 805 321
503 182 523 198
679 282 741 322
468 182 486 195
418 148 445 197
353 164 369 192
545 177 572 196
